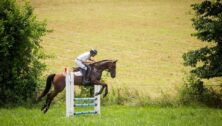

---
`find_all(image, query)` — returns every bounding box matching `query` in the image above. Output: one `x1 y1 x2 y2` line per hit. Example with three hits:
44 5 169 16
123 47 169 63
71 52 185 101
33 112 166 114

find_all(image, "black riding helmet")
90 49 97 55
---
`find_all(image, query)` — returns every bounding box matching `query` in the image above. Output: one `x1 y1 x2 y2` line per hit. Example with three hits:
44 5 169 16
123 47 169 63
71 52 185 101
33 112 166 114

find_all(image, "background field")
31 0 208 98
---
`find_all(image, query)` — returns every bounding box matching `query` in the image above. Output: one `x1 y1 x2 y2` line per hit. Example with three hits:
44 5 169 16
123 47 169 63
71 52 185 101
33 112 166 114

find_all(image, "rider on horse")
75 49 97 84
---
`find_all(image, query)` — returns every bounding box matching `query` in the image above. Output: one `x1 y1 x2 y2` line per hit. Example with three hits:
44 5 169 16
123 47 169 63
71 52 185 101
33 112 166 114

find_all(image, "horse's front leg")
92 80 108 97
103 84 108 97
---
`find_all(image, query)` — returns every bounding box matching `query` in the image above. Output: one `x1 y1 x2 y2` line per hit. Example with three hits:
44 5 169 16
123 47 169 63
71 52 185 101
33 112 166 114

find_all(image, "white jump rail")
65 71 101 117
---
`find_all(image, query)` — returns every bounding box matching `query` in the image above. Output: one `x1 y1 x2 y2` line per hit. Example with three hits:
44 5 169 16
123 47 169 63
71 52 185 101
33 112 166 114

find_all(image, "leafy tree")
0 0 48 105
182 0 222 107
183 0 222 79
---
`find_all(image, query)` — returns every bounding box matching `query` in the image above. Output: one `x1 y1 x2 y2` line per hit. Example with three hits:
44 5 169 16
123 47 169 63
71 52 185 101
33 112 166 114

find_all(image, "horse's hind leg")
41 102 47 111
41 94 50 111
42 91 58 113
41 93 50 112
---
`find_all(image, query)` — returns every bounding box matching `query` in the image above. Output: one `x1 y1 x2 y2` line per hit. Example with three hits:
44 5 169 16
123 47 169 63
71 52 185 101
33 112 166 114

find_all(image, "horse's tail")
36 74 56 102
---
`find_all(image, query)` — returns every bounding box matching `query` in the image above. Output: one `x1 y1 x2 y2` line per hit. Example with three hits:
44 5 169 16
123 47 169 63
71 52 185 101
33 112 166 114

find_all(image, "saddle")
72 65 92 77
73 67 82 72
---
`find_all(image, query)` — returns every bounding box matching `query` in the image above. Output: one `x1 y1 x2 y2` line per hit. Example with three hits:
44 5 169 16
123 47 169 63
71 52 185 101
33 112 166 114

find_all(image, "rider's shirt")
76 52 91 62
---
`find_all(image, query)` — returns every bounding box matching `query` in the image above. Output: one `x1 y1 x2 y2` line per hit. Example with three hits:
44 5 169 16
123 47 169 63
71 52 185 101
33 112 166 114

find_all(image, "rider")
75 49 97 84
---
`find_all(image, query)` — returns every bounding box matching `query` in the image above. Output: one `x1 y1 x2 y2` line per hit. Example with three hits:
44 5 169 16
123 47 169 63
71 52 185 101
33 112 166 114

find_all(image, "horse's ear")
113 60 118 63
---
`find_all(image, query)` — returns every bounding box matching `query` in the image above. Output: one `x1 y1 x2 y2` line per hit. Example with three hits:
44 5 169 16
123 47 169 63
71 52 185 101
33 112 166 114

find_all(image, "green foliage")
180 73 222 107
182 0 222 107
0 0 47 105
73 86 178 107
75 86 94 98
183 0 222 79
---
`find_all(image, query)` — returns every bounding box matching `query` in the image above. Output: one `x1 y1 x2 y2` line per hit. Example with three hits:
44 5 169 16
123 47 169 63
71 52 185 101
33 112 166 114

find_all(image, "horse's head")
107 60 118 78
93 59 118 78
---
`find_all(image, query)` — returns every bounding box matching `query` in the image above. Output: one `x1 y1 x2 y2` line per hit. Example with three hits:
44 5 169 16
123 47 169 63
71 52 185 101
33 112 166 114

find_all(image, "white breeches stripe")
75 59 87 70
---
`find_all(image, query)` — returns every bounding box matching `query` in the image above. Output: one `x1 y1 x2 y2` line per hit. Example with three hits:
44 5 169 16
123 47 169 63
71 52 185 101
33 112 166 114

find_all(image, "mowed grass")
1 105 222 126
33 0 204 97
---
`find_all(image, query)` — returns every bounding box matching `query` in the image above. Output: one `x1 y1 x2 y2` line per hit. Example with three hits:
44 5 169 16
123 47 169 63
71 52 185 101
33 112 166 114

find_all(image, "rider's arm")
82 61 91 64
83 58 95 64
89 57 95 62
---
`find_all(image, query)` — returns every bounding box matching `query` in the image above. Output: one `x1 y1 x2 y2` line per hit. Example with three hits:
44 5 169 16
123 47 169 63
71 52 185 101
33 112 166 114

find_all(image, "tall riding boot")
81 69 89 84
85 65 91 81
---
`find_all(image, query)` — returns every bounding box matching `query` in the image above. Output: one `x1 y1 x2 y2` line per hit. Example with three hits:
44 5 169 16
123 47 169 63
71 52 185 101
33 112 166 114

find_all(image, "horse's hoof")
43 109 48 114
103 94 107 98
41 105 46 111
41 107 45 111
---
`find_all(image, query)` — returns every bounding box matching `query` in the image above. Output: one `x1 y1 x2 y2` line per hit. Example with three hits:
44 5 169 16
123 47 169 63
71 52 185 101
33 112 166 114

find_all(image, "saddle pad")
74 71 82 76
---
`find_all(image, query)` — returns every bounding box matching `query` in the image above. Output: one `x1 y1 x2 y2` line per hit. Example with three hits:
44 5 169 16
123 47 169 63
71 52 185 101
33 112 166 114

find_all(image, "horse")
36 59 118 113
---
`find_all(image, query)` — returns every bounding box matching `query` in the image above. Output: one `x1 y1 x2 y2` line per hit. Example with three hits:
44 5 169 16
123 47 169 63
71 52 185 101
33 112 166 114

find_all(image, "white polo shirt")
76 52 91 62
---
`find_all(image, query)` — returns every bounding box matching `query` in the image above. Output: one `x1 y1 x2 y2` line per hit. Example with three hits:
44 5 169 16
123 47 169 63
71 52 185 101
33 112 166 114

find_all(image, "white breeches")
75 59 87 70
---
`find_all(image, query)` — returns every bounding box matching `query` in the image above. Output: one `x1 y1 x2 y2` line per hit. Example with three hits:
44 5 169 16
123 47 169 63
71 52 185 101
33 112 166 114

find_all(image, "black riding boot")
81 69 89 84
85 65 91 81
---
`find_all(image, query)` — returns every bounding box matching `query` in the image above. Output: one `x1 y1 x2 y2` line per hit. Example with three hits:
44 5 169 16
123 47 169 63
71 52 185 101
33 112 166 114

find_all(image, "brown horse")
36 59 117 113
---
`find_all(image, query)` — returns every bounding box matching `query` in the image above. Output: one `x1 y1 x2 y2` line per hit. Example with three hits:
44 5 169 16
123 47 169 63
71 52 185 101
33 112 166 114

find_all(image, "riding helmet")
90 49 97 55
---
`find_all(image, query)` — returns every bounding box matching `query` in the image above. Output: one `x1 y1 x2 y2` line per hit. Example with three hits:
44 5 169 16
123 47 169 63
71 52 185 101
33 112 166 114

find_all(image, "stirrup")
82 79 90 84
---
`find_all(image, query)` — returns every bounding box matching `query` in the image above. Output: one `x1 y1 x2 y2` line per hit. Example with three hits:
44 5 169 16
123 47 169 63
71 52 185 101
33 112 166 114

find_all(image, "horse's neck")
92 60 110 71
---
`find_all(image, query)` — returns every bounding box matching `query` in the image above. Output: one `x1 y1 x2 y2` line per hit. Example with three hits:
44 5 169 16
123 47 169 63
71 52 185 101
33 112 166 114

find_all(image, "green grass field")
31 0 209 98
1 105 222 126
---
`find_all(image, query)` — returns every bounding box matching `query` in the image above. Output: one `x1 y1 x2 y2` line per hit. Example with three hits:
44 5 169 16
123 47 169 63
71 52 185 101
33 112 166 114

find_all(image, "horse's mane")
73 60 112 71
90 59 112 66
